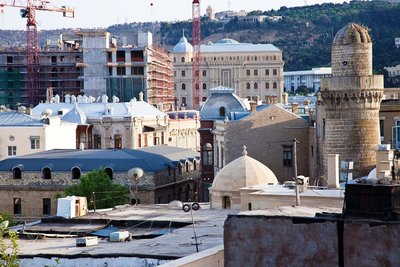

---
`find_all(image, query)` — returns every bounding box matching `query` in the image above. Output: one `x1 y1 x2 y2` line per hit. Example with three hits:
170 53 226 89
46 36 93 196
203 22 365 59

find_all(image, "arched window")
246 82 250 90
273 82 277 89
42 167 52 180
202 143 213 166
181 57 185 63
13 167 22 179
71 167 81 179
202 83 207 90
182 83 186 90
219 106 226 116
195 83 199 90
104 167 113 179
254 82 258 90
266 82 270 89
185 162 189 172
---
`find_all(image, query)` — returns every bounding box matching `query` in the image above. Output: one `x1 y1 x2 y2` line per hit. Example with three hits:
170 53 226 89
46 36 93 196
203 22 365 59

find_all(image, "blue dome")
173 36 193 53
216 38 239 44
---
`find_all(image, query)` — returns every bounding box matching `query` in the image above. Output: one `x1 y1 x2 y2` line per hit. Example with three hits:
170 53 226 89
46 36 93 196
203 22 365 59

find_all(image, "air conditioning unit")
109 231 131 242
76 236 98 247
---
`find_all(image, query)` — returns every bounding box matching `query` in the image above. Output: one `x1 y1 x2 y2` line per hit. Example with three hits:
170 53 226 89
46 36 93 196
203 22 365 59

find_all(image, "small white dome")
173 35 193 53
211 146 278 192
216 38 239 44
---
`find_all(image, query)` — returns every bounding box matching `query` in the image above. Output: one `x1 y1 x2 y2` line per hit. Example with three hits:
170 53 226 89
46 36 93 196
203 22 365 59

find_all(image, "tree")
0 214 19 267
64 169 130 209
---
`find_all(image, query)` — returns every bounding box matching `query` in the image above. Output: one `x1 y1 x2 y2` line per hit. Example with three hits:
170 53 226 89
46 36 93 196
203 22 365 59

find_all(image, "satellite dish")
168 200 183 209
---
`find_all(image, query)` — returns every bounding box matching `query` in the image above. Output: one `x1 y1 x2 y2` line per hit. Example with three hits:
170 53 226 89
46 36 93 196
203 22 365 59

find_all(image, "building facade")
0 111 77 161
317 23 384 177
172 37 284 109
0 147 200 221
284 67 332 93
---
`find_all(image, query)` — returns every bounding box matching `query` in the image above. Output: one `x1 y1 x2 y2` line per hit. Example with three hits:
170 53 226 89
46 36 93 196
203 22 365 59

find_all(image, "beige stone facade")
172 37 284 109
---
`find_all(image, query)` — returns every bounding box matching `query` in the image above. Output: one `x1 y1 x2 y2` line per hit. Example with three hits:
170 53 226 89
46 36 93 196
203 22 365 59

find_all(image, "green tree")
0 215 19 267
64 169 130 209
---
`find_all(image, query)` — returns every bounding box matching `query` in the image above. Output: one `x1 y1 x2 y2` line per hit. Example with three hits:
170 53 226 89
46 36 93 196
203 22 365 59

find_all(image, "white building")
0 111 77 160
284 67 332 93
173 37 284 109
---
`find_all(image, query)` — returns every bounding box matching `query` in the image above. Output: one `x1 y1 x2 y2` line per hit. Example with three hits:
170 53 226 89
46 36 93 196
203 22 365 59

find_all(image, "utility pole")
293 138 300 206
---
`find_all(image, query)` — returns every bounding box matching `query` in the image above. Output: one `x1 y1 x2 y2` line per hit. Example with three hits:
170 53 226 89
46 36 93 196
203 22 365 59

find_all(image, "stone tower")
317 23 383 178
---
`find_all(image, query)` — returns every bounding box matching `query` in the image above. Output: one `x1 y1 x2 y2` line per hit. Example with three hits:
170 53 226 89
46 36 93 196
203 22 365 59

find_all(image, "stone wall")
224 215 400 267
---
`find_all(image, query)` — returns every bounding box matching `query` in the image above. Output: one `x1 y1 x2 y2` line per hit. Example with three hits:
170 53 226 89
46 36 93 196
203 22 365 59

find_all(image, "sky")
0 0 348 30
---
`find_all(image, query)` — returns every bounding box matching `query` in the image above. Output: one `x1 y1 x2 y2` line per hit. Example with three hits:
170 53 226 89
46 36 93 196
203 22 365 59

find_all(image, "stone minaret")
317 23 383 178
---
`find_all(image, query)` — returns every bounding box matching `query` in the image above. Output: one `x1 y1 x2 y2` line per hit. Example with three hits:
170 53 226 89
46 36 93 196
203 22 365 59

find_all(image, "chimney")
309 109 315 125
375 144 393 181
327 154 340 188
250 102 257 113
292 102 299 114
283 92 288 105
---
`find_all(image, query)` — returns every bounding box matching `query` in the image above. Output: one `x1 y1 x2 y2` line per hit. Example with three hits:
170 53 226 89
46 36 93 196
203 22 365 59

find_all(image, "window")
51 56 57 64
182 97 187 106
43 198 51 215
8 146 16 156
246 82 250 90
30 136 40 149
173 57 176 63
51 67 57 78
42 167 52 179
13 198 21 215
202 143 213 166
114 134 122 149
265 82 270 89
105 167 113 179
202 97 207 102
195 83 199 90
132 67 144 75
283 145 293 167
138 134 142 148
273 82 277 89
202 70 207 76
265 69 270 76
7 56 13 64
116 50 125 62
94 134 101 149
254 82 258 90
182 83 186 90
202 83 207 90
254 69 258 76
107 52 112 62
117 67 126 76
181 70 186 77
246 70 250 76
219 107 226 116
13 167 22 179
181 57 185 63
273 69 277 75
71 167 81 179
222 196 231 209
380 119 384 141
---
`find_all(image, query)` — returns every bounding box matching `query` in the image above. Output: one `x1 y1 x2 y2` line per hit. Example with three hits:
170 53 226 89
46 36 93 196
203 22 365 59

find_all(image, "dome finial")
182 29 185 37
242 145 248 156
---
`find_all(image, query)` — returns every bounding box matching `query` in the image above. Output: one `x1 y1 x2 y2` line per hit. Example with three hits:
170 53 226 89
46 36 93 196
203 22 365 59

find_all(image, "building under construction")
0 30 174 111
0 36 83 108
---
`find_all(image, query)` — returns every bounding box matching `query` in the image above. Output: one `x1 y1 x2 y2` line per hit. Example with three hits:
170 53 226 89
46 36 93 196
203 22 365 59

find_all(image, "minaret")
317 23 383 178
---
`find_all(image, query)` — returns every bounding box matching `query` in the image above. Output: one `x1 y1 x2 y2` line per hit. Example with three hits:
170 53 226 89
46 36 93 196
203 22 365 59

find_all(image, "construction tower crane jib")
192 0 201 110
0 0 74 106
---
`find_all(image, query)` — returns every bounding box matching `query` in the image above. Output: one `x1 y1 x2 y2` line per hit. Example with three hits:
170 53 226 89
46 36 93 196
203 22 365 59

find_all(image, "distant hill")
1 1 400 78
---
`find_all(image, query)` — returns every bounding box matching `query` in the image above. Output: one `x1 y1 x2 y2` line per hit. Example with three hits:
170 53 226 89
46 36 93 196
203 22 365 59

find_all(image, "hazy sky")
0 0 347 30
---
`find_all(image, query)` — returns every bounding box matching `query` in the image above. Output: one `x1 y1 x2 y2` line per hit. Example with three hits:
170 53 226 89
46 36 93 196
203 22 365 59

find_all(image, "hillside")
1 1 400 77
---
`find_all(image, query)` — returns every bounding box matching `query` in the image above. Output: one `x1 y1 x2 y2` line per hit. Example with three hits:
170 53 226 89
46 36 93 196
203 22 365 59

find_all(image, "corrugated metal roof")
31 100 167 125
0 112 44 127
201 43 281 53
0 146 199 173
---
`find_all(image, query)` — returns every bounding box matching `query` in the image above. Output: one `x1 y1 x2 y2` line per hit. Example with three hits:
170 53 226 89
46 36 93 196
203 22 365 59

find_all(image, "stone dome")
333 23 371 45
215 38 239 44
173 35 193 53
211 146 278 192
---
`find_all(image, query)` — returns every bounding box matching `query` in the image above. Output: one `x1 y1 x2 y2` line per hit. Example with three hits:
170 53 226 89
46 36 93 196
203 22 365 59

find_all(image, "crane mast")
0 0 74 105
192 0 201 109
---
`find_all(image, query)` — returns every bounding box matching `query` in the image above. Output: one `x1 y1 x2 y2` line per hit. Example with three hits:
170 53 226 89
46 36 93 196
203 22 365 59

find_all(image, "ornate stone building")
172 37 284 110
317 23 384 177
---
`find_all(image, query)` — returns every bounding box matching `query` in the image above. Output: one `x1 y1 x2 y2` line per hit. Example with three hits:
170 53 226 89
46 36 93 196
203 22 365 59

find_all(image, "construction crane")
192 0 201 109
0 0 74 105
